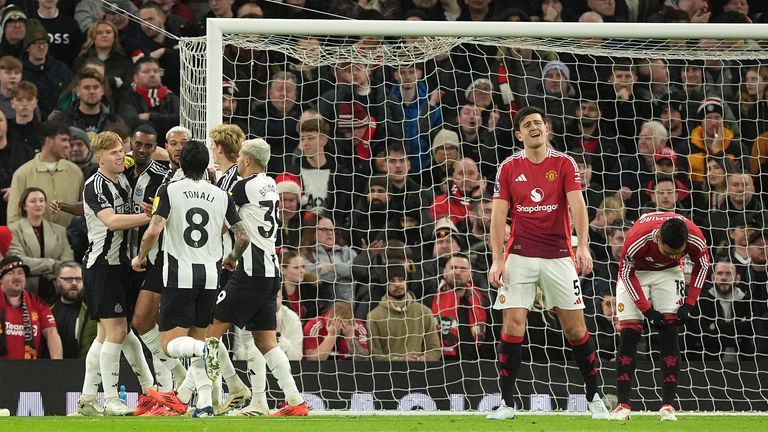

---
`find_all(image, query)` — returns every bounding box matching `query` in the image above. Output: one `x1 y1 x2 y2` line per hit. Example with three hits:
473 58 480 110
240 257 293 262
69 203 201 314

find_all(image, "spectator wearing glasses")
51 261 96 359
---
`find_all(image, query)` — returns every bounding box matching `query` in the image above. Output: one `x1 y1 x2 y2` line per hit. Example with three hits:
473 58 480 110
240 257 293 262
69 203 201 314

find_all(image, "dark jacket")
116 87 180 142
22 55 72 118
53 102 120 133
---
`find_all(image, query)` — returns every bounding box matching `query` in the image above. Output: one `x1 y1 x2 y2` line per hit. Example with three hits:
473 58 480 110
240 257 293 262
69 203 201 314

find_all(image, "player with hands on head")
610 212 710 422
486 106 608 421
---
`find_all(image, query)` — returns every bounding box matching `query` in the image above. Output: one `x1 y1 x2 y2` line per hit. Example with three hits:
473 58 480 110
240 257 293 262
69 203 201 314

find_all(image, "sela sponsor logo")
529 188 544 202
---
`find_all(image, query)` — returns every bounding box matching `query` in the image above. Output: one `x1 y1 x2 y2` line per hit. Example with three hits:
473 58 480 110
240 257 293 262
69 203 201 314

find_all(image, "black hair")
133 56 159 75
40 120 70 140
513 105 547 132
179 140 209 180
133 123 157 137
659 217 688 250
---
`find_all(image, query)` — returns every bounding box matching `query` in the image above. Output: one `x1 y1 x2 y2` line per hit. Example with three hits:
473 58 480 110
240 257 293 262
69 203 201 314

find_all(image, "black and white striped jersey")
127 161 169 260
216 164 241 192
154 177 241 289
83 172 133 268
230 172 280 278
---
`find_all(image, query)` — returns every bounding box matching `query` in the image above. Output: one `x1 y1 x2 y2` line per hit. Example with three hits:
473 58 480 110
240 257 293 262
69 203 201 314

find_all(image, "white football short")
493 254 585 311
615 267 684 321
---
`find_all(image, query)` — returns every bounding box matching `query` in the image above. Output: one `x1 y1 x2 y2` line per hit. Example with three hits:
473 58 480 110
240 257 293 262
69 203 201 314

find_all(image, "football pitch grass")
3 415 766 432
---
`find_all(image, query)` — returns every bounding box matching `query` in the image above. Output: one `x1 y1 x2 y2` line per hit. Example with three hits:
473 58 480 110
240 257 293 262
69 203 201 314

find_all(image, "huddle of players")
74 125 307 417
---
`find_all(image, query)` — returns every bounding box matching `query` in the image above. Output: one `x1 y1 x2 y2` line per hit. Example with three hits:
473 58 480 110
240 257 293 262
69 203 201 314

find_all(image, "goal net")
179 20 768 412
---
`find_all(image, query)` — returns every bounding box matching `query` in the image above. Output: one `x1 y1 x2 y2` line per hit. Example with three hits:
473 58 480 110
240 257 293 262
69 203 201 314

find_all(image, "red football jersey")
0 293 56 360
493 148 582 259
619 212 710 312
302 311 369 359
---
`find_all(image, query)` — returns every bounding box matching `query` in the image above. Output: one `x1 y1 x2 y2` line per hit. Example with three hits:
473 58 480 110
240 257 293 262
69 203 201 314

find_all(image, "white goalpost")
177 19 768 413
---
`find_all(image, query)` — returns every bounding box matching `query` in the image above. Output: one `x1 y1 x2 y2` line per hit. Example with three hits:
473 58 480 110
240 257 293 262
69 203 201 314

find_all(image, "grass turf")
1 415 766 432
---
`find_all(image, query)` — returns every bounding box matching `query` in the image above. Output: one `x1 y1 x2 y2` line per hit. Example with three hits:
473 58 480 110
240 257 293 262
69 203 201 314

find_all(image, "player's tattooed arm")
228 221 250 262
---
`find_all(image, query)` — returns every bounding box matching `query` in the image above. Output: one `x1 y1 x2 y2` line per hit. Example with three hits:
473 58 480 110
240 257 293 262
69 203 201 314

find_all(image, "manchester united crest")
617 303 624 312
545 170 558 181
499 294 506 304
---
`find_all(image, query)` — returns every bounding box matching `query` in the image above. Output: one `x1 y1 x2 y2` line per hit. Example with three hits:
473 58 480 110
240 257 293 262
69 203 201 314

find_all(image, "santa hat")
275 173 307 205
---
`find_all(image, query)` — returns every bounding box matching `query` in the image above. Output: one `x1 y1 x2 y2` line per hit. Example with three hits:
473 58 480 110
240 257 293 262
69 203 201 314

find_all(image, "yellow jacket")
687 125 738 184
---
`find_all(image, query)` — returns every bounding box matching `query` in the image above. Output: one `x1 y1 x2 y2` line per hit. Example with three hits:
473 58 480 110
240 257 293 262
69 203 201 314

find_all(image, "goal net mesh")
178 30 768 412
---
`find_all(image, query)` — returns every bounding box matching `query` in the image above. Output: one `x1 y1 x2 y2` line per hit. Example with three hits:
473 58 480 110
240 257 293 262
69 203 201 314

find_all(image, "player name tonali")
182 190 216 202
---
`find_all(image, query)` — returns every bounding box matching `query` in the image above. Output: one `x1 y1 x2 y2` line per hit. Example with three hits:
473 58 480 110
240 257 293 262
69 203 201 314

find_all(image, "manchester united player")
610 212 710 422
487 106 609 420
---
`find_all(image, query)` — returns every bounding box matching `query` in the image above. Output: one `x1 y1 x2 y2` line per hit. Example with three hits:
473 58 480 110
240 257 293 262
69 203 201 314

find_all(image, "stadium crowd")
0 0 767 372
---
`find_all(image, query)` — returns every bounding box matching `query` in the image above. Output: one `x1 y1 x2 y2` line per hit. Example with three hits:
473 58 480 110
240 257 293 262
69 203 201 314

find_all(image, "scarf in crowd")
431 281 486 357
449 181 472 206
0 290 37 359
131 82 171 109
354 119 377 161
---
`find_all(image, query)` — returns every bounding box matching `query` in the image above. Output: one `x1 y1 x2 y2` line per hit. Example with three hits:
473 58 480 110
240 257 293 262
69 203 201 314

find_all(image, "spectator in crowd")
74 0 138 34
722 214 755 282
300 214 358 304
146 0 197 30
50 261 95 359
430 157 486 230
67 126 98 179
275 173 305 250
21 18 73 120
72 21 132 91
385 141 430 213
303 301 369 360
0 55 21 120
635 58 673 116
588 290 618 361
385 62 442 173
420 217 464 301
696 257 755 361
467 195 492 274
738 65 768 145
687 97 745 184
449 103 492 169
0 109 34 226
428 128 461 189
53 68 120 133
281 247 331 321
0 255 62 359
706 171 767 249
274 289 303 361
221 80 250 134
599 60 651 153
661 100 690 154
350 175 391 249
134 3 182 94
527 60 578 135
8 187 74 301
34 0 83 67
690 156 733 216
563 94 620 187
588 196 626 264
202 0 236 27
750 130 768 196
7 81 41 152
0 6 27 58
117 57 180 141
610 120 670 219
7 120 82 227
54 57 113 116
744 230 768 304
368 262 441 361
103 2 143 58
250 71 302 174
648 0 711 23
287 116 352 223
639 174 684 217
431 253 487 361
592 223 631 298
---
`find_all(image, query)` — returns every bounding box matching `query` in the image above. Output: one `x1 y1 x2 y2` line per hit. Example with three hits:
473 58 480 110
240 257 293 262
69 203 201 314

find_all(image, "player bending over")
610 212 710 422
